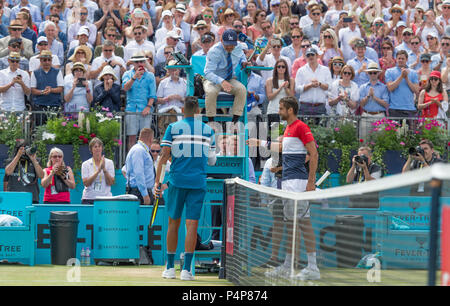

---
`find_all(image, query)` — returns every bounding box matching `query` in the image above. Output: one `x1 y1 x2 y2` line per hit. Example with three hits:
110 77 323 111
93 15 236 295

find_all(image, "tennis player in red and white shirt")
247 96 320 281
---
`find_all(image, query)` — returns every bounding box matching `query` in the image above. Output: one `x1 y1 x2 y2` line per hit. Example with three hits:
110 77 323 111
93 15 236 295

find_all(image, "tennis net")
222 164 450 286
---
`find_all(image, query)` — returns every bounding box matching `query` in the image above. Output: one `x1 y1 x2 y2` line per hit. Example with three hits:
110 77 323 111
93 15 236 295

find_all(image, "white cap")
77 26 89 36
167 30 181 39
176 3 186 13
37 36 48 44
161 10 173 18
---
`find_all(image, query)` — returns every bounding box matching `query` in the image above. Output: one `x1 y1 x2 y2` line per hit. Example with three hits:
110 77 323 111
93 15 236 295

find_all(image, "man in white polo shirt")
0 51 31 111
295 47 331 116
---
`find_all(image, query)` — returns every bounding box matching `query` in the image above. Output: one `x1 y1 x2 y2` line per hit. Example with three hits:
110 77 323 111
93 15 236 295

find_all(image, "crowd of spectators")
0 0 449 144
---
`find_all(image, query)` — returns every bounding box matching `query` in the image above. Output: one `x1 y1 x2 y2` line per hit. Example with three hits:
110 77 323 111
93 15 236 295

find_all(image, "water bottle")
85 247 91 266
80 247 86 266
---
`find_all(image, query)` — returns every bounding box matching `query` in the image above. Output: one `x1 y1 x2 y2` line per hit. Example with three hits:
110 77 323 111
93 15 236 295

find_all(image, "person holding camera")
346 146 382 208
4 140 44 204
346 146 382 184
0 51 30 111
122 51 157 151
402 139 443 173
41 147 76 204
63 62 93 113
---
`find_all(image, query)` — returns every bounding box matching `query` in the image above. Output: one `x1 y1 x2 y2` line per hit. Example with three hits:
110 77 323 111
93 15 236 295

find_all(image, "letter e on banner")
441 206 450 286
226 195 235 256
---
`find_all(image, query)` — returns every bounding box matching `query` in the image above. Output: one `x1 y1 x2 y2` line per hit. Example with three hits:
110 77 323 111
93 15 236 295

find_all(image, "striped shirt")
282 119 315 181
161 117 216 189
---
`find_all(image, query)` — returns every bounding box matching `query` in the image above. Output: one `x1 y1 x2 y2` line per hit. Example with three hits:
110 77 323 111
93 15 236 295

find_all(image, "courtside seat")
0 192 36 265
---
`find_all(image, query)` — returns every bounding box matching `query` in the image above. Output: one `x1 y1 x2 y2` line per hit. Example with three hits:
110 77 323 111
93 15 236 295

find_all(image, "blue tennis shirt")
161 117 216 189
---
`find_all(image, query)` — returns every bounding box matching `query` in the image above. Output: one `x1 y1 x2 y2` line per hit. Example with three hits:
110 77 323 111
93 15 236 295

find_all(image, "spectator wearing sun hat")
0 19 33 59
154 30 186 66
63 62 93 113
0 38 29 71
122 51 157 150
93 65 121 112
30 50 64 115
0 51 31 111
155 10 184 52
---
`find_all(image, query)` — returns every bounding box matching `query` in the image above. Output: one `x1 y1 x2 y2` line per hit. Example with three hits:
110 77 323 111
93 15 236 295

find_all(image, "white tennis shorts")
281 179 310 220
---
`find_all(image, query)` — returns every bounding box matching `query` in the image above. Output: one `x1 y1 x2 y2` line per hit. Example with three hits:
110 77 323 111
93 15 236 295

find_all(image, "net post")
428 178 443 286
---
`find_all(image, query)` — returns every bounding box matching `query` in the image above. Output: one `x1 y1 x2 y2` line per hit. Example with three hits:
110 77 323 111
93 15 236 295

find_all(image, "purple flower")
400 141 405 146
102 107 110 112
61 122 67 127
385 126 391 131
425 124 432 130
106 112 113 118
334 127 340 132
73 124 79 128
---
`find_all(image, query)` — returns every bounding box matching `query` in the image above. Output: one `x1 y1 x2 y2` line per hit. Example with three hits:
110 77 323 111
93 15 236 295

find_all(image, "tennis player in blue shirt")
156 96 217 281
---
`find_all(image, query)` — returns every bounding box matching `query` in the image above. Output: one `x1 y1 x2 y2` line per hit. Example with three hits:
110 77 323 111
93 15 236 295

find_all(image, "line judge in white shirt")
81 137 115 205
295 47 332 116
0 51 31 111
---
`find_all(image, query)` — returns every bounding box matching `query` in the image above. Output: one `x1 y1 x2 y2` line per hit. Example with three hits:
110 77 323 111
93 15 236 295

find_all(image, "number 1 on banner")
442 206 450 286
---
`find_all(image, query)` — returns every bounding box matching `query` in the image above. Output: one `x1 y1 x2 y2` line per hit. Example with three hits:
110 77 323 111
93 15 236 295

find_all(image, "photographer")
346 146 382 184
402 139 443 173
90 40 126 89
4 140 44 204
63 62 93 112
346 146 382 208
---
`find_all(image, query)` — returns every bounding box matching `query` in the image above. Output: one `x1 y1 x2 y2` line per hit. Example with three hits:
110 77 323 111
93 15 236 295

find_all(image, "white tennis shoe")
264 265 290 278
162 268 176 279
180 269 195 281
294 267 321 281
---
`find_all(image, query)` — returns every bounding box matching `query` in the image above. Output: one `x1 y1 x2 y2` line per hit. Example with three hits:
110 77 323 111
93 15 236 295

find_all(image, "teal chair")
0 192 36 265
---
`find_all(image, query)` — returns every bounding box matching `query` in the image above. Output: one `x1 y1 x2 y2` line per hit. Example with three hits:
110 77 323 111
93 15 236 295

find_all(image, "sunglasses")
106 33 116 37
80 12 88 15
368 71 379 75
11 44 20 48
52 155 63 158
375 23 383 27
410 41 420 45
421 59 430 63
301 44 311 48
443 43 450 46
403 32 412 36
430 77 440 81
197 26 206 30
306 53 316 58
203 14 212 18
333 62 344 66
151 149 161 153
277 65 286 68
41 58 52 62
134 60 145 64
134 32 142 35
382 46 392 50
427 37 435 40
392 10 402 13
324 35 332 39
9 59 19 63
290 22 298 26
342 71 352 75
104 49 114 52
312 12 321 16
10 28 22 31
262 26 271 30
272 45 281 49
234 25 243 28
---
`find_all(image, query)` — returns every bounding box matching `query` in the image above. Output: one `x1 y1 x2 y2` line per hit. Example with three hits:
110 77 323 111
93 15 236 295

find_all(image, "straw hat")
69 45 92 63
364 62 382 73
72 61 86 72
98 65 117 81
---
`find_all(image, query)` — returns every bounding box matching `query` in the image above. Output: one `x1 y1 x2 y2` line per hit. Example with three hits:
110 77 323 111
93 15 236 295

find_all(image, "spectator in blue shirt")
122 51 157 151
359 62 390 138
347 39 376 87
124 127 155 205
10 0 42 28
385 50 420 118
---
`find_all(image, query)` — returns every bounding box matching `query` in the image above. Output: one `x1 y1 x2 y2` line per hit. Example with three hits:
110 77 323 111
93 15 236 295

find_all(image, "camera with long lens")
409 146 424 157
20 145 37 161
355 154 369 165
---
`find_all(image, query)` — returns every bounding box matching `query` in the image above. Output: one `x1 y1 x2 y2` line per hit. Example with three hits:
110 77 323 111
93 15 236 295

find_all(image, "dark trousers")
126 187 155 205
211 205 223 241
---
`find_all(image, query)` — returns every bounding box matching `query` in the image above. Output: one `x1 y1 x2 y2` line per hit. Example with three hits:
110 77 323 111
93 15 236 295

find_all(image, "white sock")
307 252 318 269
